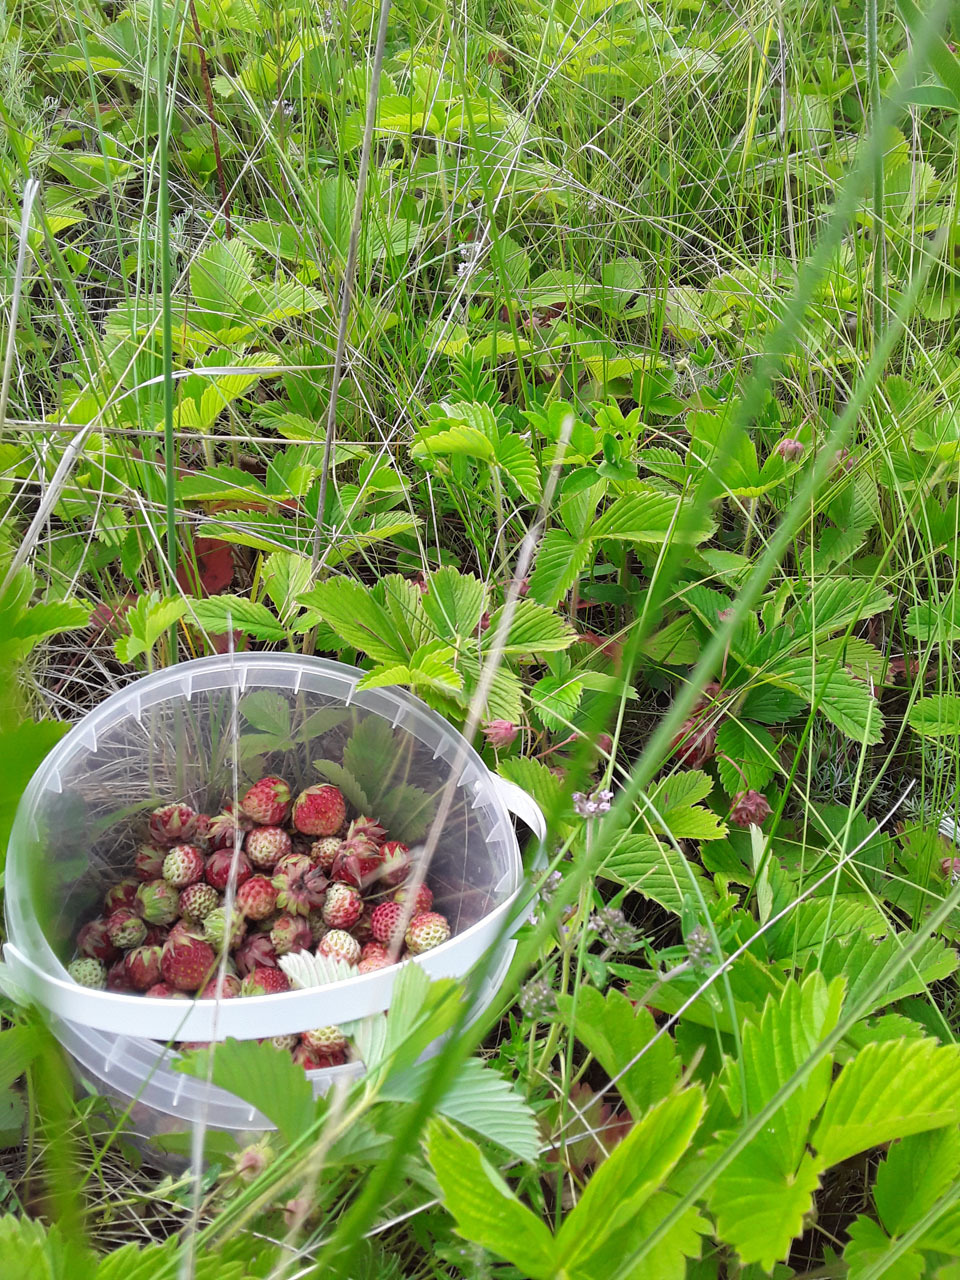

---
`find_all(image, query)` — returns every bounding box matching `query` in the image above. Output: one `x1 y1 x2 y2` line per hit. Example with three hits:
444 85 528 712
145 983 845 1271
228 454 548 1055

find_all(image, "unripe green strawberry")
76 918 117 961
309 836 341 871
246 826 291 871
306 909 327 944
104 879 140 914
162 844 205 887
68 957 106 988
240 776 292 826
236 875 279 920
268 1033 299 1051
179 881 220 921
203 905 247 950
105 908 147 949
240 966 290 996
123 945 162 990
301 1026 347 1055
149 802 199 845
161 934 217 992
137 878 181 925
134 843 166 881
321 881 362 929
270 913 312 955
317 929 360 965
291 784 346 836
404 912 451 955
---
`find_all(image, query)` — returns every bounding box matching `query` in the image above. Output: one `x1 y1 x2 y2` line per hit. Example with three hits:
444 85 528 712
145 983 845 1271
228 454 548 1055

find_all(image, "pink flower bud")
482 719 519 750
776 437 805 461
729 790 772 828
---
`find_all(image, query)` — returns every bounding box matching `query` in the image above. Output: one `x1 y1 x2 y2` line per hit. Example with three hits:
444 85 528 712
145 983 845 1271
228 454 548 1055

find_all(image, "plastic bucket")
3 655 543 1143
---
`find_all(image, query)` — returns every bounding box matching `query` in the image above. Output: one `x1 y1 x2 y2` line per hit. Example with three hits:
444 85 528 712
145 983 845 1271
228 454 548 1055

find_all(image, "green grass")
4 0 960 1276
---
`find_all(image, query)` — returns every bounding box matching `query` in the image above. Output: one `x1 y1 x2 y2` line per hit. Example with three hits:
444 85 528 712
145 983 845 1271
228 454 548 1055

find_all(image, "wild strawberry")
149 802 199 845
268 1033 299 1051
272 853 327 916
134 843 167 881
346 815 386 846
309 836 341 871
207 802 253 849
270 913 312 955
179 881 220 921
352 907 374 945
68 958 106 988
76 918 117 962
105 908 147 949
234 933 278 975
379 841 410 887
361 941 389 963
203 905 247 950
104 879 140 915
168 920 205 945
322 882 362 929
301 1026 347 1055
205 848 253 891
405 912 451 955
106 959 134 992
193 813 212 848
162 844 205 887
240 777 292 826
393 882 433 915
143 924 169 946
137 879 181 925
240 966 290 996
161 934 217 992
306 909 327 944
317 929 361 965
729 789 773 828
123 945 162 990
371 902 405 946
358 952 392 974
199 973 241 999
145 982 187 998
330 841 381 888
292 1043 325 1070
291 784 346 836
246 826 292 871
236 876 278 920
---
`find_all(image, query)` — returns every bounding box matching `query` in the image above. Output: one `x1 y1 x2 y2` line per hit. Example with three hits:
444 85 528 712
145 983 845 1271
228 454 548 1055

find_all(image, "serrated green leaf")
189 595 287 641
843 1215 925 1280
909 695 960 738
174 1039 316 1145
425 1118 557 1278
807 932 958 1017
714 721 777 795
593 488 711 544
709 1145 825 1272
527 529 595 607
420 567 486 641
311 760 371 813
261 551 313 622
412 424 495 462
298 578 405 665
875 1127 960 1237
601 833 717 914
776 662 883 744
487 599 576 654
641 614 699 665
530 674 583 730
496 433 541 502
238 690 292 738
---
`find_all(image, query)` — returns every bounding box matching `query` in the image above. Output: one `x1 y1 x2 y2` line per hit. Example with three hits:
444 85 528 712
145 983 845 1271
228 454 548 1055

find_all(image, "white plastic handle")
4 776 547 1043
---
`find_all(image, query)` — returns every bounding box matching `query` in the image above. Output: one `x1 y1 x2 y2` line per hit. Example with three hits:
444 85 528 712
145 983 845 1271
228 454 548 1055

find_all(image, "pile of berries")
67 777 450 1072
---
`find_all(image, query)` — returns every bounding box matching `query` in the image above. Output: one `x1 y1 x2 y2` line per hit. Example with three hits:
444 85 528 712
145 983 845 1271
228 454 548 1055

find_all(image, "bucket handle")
492 774 546 845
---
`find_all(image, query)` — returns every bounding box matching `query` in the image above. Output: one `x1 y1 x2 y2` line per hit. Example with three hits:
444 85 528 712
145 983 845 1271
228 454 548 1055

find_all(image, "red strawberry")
193 812 212 849
405 912 450 955
358 951 392 974
234 933 278 975
179 881 220 921
270 913 312 956
104 879 140 915
240 966 290 996
292 1043 325 1070
240 777 292 826
145 982 187 999
309 836 341 871
236 875 278 920
371 902 405 946
76 918 117 962
330 843 381 888
379 841 410 888
291 784 346 836
134 843 167 881
123 945 162 990
161 934 217 992
105 908 147 949
205 848 253 891
199 973 241 999
105 959 133 992
207 802 253 849
301 1026 347 1055
361 941 389 962
162 844 205 887
137 879 181 925
346 815 386 846
273 853 327 916
149 802 199 845
246 826 292 871
322 882 362 929
393 882 433 915
317 929 360 965
143 925 170 947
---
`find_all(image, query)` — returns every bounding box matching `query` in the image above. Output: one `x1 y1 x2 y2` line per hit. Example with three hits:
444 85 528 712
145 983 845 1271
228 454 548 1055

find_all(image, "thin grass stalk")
0 177 39 442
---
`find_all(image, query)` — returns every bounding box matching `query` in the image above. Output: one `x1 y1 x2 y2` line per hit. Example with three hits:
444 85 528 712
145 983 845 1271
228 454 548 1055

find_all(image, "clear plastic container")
3 655 544 1045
